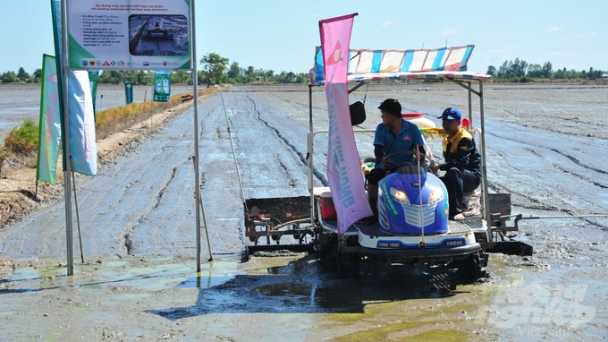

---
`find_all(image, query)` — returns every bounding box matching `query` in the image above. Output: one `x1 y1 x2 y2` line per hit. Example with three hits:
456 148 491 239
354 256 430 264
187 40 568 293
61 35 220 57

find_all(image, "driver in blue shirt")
366 99 425 219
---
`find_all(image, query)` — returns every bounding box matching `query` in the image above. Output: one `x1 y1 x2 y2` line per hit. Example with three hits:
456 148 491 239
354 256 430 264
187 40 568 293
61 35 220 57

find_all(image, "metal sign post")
60 0 199 274
60 0 74 275
191 0 202 272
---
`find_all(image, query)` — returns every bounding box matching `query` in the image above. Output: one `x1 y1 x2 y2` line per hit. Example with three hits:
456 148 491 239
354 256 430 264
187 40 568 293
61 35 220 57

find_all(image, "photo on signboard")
128 15 188 57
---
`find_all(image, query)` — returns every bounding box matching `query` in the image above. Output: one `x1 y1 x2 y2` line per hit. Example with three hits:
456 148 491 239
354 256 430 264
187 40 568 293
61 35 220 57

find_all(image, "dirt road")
0 84 606 341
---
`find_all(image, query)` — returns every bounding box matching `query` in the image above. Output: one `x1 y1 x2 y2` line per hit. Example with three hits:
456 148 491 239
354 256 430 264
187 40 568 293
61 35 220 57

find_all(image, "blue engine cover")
377 170 449 235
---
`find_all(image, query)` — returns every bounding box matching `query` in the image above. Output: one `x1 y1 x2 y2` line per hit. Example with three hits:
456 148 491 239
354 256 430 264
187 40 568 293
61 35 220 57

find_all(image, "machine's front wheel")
452 252 486 281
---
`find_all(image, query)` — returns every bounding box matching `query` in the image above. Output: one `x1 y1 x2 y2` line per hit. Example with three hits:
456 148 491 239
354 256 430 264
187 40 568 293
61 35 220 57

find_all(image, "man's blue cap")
438 107 462 120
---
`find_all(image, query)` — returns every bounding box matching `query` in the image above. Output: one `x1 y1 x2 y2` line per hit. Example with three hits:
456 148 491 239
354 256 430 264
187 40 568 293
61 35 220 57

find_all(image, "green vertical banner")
153 71 171 102
36 54 62 184
88 70 99 117
125 82 133 104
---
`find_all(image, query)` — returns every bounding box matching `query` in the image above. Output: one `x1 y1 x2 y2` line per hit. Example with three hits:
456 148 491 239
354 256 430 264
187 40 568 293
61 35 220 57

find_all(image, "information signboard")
67 1 191 70
153 71 171 102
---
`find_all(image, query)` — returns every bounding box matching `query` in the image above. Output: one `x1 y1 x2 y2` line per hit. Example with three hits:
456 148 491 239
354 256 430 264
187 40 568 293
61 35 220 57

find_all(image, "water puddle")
1 252 603 340
0 256 245 295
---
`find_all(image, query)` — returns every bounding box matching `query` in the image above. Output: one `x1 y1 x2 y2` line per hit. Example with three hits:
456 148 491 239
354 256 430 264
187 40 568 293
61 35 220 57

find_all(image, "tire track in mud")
245 94 329 186
474 146 562 212
71 128 182 256
123 165 180 255
111 152 185 255
548 147 608 178
116 104 214 255
460 126 608 229
274 153 297 187
265 92 310 114
551 165 608 190
488 180 562 212
145 170 201 254
102 145 184 255
222 94 280 253
153 167 178 210
481 124 608 228
167 99 245 257
208 91 319 253
485 129 608 192
0 94 236 259
487 128 608 177
0 208 64 257
195 94 250 257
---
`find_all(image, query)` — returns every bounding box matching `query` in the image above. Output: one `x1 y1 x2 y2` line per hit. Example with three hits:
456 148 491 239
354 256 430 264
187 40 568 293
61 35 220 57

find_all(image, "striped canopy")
309 44 491 84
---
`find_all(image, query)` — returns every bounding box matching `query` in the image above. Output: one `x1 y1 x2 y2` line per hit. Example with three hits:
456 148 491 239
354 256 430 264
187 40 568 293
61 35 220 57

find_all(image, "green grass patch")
4 119 39 155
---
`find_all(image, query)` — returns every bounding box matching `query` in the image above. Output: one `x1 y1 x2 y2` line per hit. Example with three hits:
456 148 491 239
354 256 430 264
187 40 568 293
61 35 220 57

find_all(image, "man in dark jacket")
431 107 482 221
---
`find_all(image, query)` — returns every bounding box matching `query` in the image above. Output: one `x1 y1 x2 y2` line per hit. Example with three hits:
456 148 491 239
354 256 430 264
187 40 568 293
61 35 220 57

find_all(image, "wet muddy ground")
0 83 607 341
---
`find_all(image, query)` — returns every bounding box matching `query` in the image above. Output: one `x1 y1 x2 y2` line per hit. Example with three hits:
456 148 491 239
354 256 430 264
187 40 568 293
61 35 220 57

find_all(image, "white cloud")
563 32 597 40
581 31 597 38
546 26 563 33
440 27 457 37
381 20 393 27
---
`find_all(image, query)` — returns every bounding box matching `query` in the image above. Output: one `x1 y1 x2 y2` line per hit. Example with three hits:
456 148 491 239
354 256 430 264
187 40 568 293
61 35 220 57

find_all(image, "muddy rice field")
0 83 607 341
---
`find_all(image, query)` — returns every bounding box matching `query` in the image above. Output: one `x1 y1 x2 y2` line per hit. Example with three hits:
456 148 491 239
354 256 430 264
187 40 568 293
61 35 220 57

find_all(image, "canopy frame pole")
308 84 315 223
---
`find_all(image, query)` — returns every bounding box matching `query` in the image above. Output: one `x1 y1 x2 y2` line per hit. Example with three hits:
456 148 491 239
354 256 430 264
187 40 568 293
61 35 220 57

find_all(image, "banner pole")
192 157 213 261
150 85 153 129
191 0 202 271
70 157 85 263
61 0 75 276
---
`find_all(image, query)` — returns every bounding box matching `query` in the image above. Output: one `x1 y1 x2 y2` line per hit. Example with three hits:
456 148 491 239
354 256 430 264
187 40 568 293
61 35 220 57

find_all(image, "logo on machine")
443 239 464 247
377 241 403 248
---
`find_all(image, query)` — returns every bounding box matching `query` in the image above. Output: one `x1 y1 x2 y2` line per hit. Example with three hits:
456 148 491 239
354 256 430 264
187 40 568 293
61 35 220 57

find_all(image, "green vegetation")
2 53 606 86
98 70 154 85
3 54 606 86
200 53 229 87
196 52 308 86
0 146 10 178
1 52 310 86
4 119 39 155
487 58 605 82
1 119 40 177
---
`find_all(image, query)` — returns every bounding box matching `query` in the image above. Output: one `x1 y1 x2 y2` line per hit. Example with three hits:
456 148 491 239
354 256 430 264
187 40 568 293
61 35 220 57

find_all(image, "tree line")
0 52 308 86
486 58 605 82
2 54 605 85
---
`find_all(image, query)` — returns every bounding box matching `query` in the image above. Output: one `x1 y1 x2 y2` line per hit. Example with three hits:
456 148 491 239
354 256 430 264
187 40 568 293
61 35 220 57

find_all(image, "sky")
2 0 607 76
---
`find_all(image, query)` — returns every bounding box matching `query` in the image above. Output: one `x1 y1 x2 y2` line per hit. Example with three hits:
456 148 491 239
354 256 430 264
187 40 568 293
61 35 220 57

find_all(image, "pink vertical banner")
320 14 372 234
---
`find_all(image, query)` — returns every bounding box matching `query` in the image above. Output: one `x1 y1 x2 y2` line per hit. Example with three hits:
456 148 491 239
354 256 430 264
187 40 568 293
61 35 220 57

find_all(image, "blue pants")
441 167 481 217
